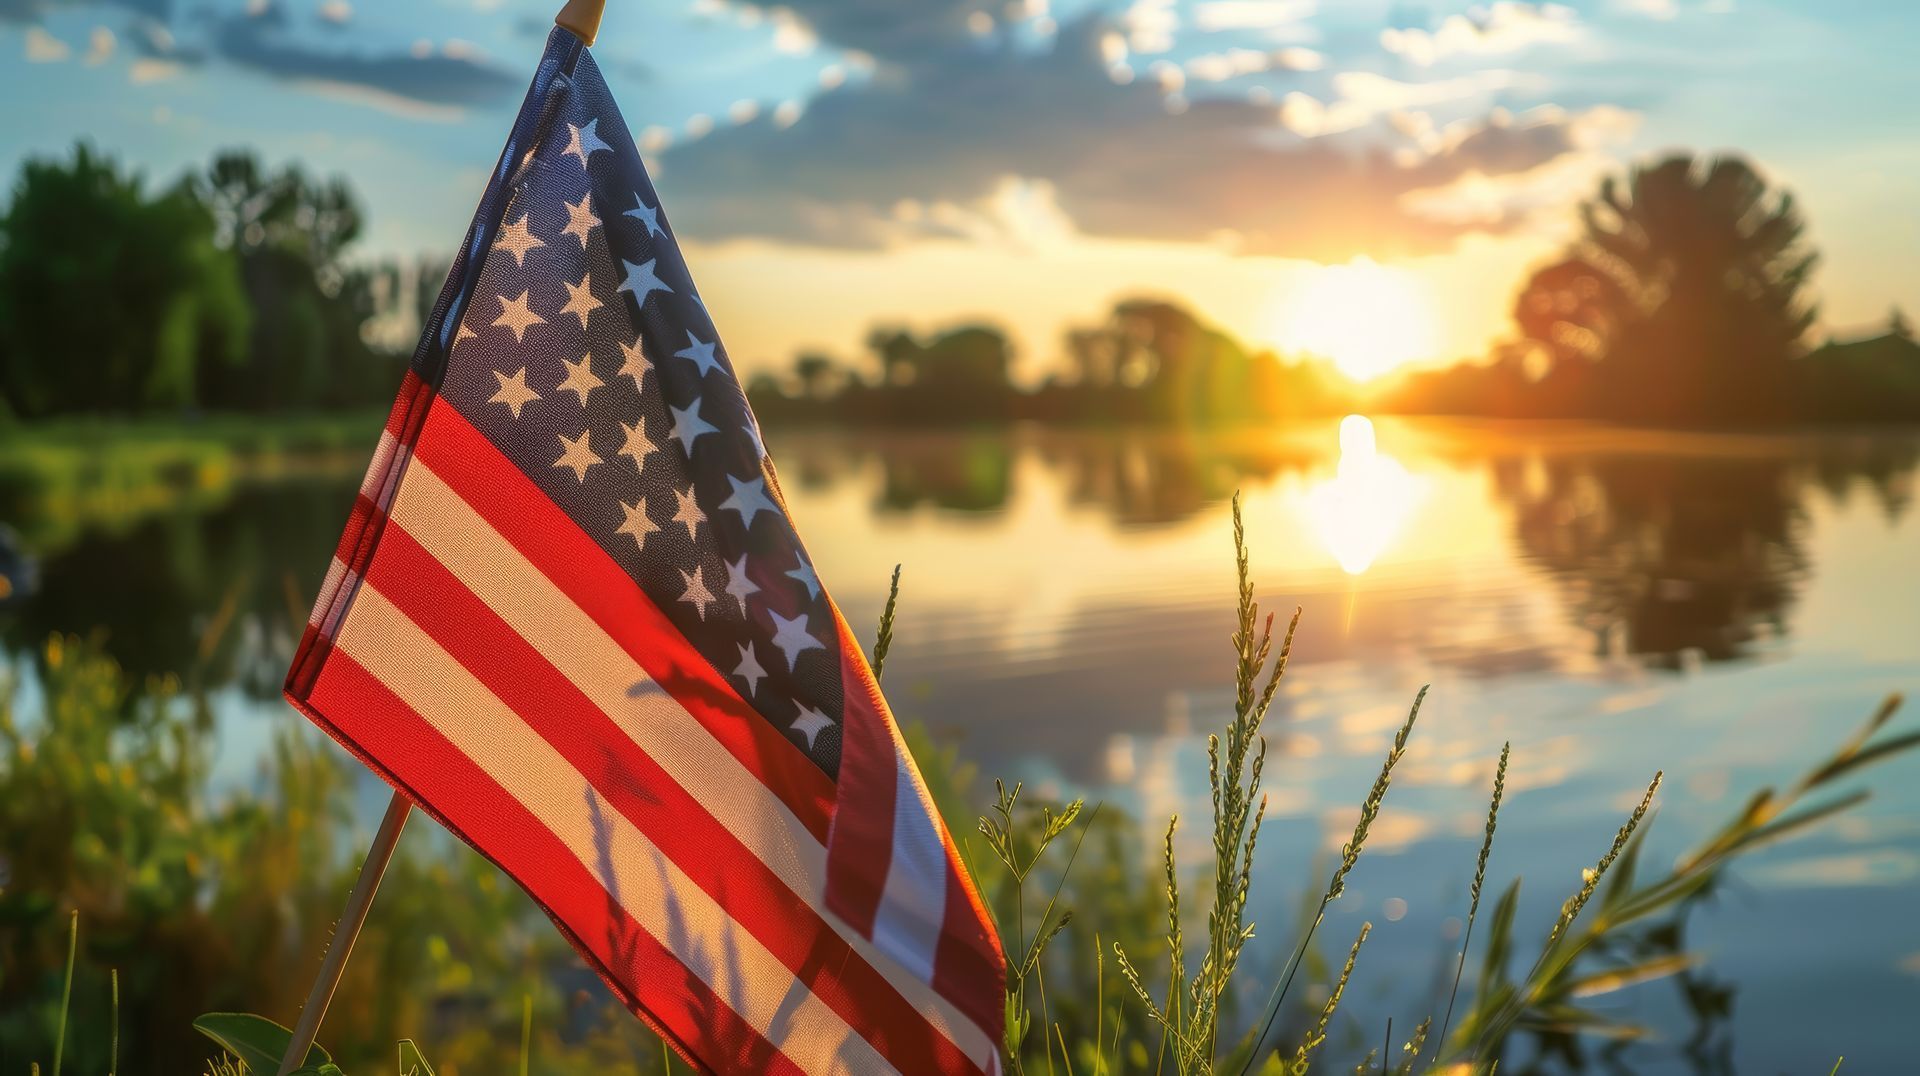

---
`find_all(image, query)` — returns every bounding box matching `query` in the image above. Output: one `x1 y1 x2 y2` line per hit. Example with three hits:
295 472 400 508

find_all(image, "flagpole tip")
555 0 607 45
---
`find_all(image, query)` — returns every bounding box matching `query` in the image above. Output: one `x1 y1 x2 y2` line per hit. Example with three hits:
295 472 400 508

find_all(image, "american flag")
285 28 1003 1075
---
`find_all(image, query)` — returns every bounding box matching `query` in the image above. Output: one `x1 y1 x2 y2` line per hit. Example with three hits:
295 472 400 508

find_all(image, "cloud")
1611 0 1678 19
1192 0 1316 33
1381 3 1581 67
23 25 67 60
83 24 113 64
657 11 1602 260
208 2 519 110
1183 44 1322 82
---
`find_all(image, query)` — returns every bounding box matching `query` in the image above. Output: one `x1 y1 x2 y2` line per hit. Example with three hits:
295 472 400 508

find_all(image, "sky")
1 0 1916 383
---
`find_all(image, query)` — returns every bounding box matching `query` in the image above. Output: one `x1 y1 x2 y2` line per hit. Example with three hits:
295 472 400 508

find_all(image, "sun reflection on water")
1303 415 1426 576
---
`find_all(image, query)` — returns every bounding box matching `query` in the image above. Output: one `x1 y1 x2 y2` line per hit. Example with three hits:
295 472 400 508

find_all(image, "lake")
4 416 1917 1072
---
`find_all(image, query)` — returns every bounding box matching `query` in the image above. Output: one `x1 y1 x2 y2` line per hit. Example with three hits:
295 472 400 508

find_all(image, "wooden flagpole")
274 7 608 1072
274 791 411 1075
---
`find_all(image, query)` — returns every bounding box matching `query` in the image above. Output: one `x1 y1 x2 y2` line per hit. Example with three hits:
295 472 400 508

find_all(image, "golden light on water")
1271 258 1439 382
1304 415 1425 576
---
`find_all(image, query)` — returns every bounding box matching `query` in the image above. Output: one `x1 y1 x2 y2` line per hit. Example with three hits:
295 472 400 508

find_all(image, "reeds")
965 495 1920 1074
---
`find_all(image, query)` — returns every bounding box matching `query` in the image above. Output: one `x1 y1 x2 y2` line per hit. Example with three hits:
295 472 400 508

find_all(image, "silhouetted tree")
1514 154 1818 424
0 145 250 417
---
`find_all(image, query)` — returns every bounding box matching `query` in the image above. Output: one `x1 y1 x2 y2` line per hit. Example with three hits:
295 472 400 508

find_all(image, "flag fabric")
285 28 1004 1075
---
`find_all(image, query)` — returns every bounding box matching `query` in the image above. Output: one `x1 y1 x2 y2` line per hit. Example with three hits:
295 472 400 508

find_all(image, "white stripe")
872 745 952 987
309 555 349 630
334 584 894 1076
385 461 996 1066
359 431 410 510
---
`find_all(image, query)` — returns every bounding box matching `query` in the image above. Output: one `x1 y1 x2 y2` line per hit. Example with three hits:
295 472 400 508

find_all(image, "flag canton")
429 47 844 775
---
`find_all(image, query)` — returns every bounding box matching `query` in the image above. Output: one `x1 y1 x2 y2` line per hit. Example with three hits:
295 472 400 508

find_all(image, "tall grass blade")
872 564 902 682
53 910 76 1076
1435 741 1508 1062
1236 686 1427 1074
1292 922 1371 1072
518 993 531 1076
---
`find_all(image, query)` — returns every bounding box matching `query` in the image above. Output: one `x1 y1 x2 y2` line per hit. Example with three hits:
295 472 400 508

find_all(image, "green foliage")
0 632 664 1072
746 301 1359 428
192 1012 331 1074
0 144 250 418
0 144 418 420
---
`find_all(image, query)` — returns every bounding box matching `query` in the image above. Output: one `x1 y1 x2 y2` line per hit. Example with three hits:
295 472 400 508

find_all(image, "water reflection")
1 420 1917 1071
1303 415 1425 575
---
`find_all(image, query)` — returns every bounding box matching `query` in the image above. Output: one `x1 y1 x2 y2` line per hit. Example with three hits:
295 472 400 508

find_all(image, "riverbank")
0 412 383 550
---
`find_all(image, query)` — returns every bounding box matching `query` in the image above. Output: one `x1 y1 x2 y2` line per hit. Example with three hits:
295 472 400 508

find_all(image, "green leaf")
397 1039 437 1076
289 1066 346 1076
1564 953 1697 999
193 1013 330 1075
1479 878 1521 993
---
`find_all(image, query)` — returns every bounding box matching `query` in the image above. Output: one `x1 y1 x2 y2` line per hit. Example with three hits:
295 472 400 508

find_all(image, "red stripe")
287 372 435 701
824 600 1006 1042
299 651 800 1076
823 607 900 939
368 520 986 1075
934 855 1006 1042
409 398 837 839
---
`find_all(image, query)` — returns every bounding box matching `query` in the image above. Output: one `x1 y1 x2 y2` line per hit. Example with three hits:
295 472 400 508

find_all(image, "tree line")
2 143 1915 427
755 152 1920 428
0 144 426 419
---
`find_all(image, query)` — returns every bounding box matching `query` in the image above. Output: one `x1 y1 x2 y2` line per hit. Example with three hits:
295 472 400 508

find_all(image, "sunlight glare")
1305 415 1425 575
1271 258 1439 381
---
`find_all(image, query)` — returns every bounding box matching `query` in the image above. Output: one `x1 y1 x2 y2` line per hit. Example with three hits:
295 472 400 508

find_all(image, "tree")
184 150 388 410
1513 154 1818 424
0 145 249 417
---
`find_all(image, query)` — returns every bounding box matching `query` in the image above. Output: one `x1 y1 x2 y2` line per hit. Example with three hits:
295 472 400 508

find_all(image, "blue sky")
2 0 1916 378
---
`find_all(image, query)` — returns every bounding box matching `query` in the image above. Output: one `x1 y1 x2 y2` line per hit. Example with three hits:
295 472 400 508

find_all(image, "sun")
1270 258 1440 382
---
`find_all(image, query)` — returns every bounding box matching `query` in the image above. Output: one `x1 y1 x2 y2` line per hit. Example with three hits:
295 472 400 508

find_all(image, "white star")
743 414 768 460
616 257 672 308
721 553 759 616
675 331 725 378
452 322 478 354
786 554 822 601
556 353 604 406
489 367 541 418
626 194 666 238
671 484 705 541
560 193 600 247
615 498 658 551
559 272 601 328
718 474 779 530
677 566 717 620
616 418 657 472
617 337 650 393
768 610 825 671
668 397 719 457
553 429 601 482
492 290 545 342
789 705 834 750
563 118 612 169
493 215 545 266
733 642 767 697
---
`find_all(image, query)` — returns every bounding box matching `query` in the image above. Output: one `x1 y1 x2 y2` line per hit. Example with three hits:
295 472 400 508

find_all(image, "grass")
963 494 1920 1074
0 411 382 551
4 495 1917 1073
